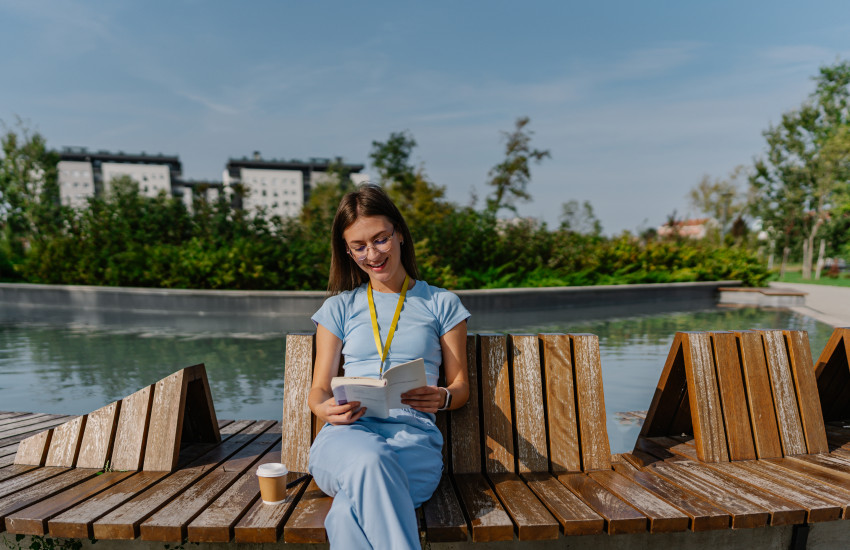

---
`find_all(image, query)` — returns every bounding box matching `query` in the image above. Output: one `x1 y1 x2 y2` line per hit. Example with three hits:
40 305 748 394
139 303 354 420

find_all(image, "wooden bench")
280 332 693 543
629 330 850 528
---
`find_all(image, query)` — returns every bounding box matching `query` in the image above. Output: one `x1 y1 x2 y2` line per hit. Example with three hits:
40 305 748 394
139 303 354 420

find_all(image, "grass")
773 267 850 287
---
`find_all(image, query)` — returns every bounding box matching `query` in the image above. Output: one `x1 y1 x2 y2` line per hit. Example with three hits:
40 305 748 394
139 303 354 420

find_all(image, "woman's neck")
369 273 414 293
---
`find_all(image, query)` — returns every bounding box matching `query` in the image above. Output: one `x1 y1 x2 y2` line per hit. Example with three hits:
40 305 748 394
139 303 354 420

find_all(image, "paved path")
770 281 850 327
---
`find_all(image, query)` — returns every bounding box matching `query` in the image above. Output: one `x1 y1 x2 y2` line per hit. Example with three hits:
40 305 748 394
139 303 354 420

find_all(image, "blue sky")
2 0 849 233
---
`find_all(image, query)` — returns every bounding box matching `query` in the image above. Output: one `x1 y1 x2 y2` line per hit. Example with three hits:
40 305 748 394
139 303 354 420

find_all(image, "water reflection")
0 307 832 455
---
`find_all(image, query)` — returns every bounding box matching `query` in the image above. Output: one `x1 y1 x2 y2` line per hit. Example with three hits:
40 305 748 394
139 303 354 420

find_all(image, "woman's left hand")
401 385 446 413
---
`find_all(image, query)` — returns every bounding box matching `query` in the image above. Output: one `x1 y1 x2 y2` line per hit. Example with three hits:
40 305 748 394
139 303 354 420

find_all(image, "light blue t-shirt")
311 280 470 387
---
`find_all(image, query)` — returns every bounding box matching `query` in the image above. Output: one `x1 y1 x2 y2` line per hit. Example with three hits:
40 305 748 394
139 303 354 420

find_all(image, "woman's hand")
318 396 366 425
401 385 446 414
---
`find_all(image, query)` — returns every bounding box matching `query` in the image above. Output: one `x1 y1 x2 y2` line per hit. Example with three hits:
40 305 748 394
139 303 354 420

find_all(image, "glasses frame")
346 228 396 262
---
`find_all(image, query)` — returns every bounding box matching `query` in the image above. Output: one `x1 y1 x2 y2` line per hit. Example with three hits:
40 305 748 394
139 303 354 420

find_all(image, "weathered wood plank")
282 334 314 475
92 420 273 540
450 335 481 475
489 472 558 540
784 330 829 454
45 416 86 468
6 471 134 535
144 369 189 471
648 462 769 528
540 333 580 472
0 469 99 530
111 385 154 471
139 425 281 541
611 460 730 531
558 472 646 534
589 470 689 533
753 459 850 518
814 328 850 421
711 332 756 460
571 334 611 471
453 473 514 542
0 465 39 485
522 471 604 535
682 333 728 463
279 479 330 544
48 421 251 540
0 415 66 437
479 334 514 475
77 402 120 469
759 330 807 456
13 430 53 467
736 331 783 459
229 469 308 543
421 474 468 542
510 335 548 474
0 467 71 500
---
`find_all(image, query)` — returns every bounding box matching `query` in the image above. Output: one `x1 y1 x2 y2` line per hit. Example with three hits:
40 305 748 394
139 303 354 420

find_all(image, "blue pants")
308 409 443 550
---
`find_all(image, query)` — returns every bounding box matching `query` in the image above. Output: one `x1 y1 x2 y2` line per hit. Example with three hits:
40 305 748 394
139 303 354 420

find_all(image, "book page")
382 358 427 410
331 381 389 418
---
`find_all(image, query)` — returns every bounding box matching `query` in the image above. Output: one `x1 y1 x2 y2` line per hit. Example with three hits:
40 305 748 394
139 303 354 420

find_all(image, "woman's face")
342 215 405 291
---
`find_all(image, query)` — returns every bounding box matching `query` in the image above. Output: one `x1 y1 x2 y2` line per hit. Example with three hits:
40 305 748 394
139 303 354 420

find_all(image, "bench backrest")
640 330 828 462
281 332 612 475
814 327 850 422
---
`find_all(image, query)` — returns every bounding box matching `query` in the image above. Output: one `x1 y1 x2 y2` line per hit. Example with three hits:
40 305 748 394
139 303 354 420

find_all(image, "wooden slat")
6 471 135 535
0 469 99 529
784 330 829 454
521 471 604 535
48 420 251 540
450 335 481 475
510 335 548 474
665 460 805 526
640 334 689 438
13 430 53 466
814 328 849 421
452 473 514 542
48 472 169 539
279 479 330 543
92 420 272 540
144 369 189 471
648 462 769 528
711 332 756 460
0 465 39 485
3 417 75 451
589 470 688 533
232 469 308 543
571 334 610 471
736 331 783 459
682 333 728 463
111 385 154 471
282 334 314 474
77 402 120 469
540 334 580 472
611 460 730 531
479 334 513 475
558 472 646 534
753 459 850 517
421 474 468 542
140 425 281 541
724 461 841 522
0 467 71 500
45 416 86 468
489 472 558 540
759 330 807 456
0 415 66 437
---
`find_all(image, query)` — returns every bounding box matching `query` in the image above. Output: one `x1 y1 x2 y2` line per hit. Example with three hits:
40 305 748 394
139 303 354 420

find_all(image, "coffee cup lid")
257 463 288 478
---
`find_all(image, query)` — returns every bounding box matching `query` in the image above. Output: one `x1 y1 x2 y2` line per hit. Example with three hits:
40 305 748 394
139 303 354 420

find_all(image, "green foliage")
486 117 550 215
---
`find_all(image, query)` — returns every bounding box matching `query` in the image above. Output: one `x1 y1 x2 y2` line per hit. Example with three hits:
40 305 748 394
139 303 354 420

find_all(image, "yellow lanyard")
367 275 409 374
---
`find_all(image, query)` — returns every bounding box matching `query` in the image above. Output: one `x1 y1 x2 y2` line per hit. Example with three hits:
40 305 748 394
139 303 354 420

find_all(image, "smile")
366 258 388 270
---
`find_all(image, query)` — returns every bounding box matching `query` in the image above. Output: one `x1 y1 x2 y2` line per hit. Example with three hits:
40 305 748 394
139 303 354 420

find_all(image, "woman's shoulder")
412 280 465 305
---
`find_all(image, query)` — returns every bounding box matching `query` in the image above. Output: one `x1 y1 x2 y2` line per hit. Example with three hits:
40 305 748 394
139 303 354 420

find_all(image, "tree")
688 165 750 238
560 199 602 235
0 121 62 258
750 60 850 278
486 117 550 215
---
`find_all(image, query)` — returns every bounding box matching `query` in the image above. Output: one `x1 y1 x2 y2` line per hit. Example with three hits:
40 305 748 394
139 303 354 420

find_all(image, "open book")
330 358 427 419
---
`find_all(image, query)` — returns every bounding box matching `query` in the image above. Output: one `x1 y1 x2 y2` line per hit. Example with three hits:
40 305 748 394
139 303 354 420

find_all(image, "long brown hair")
328 184 419 294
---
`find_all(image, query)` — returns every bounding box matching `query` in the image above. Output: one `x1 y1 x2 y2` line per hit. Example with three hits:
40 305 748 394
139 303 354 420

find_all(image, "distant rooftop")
227 151 364 172
58 146 181 166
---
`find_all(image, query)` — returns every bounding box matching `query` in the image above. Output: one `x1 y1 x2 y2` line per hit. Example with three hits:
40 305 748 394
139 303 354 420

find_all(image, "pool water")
0 307 832 454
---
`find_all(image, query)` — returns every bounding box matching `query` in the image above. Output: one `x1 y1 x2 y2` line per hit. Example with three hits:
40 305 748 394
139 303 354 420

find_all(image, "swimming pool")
0 306 831 453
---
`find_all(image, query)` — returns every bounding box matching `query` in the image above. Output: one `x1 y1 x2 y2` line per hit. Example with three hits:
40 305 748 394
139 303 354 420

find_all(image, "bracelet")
437 387 452 411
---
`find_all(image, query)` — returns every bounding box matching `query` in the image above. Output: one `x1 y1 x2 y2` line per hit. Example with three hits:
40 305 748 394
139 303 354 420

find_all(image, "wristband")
438 387 452 411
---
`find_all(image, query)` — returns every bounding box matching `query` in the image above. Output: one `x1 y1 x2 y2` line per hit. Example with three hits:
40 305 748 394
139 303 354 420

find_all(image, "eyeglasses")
347 229 395 262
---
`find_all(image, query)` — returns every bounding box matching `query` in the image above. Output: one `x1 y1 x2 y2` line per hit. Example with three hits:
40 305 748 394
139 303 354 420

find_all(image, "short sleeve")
311 295 346 340
433 289 470 336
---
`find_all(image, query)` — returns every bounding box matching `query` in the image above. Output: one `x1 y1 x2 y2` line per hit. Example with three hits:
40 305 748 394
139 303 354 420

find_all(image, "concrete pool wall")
0 280 741 333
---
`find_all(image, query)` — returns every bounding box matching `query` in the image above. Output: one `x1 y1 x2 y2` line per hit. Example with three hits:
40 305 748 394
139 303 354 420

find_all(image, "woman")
308 184 469 550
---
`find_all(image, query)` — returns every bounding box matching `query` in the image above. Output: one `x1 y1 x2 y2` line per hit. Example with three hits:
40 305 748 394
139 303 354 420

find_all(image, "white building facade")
101 162 172 197
57 160 96 208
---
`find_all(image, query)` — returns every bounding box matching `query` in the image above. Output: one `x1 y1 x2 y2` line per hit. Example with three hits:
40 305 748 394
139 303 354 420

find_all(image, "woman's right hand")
319 396 366 425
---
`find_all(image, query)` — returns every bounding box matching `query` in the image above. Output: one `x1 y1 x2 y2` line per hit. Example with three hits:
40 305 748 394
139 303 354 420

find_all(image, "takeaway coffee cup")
257 463 289 504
